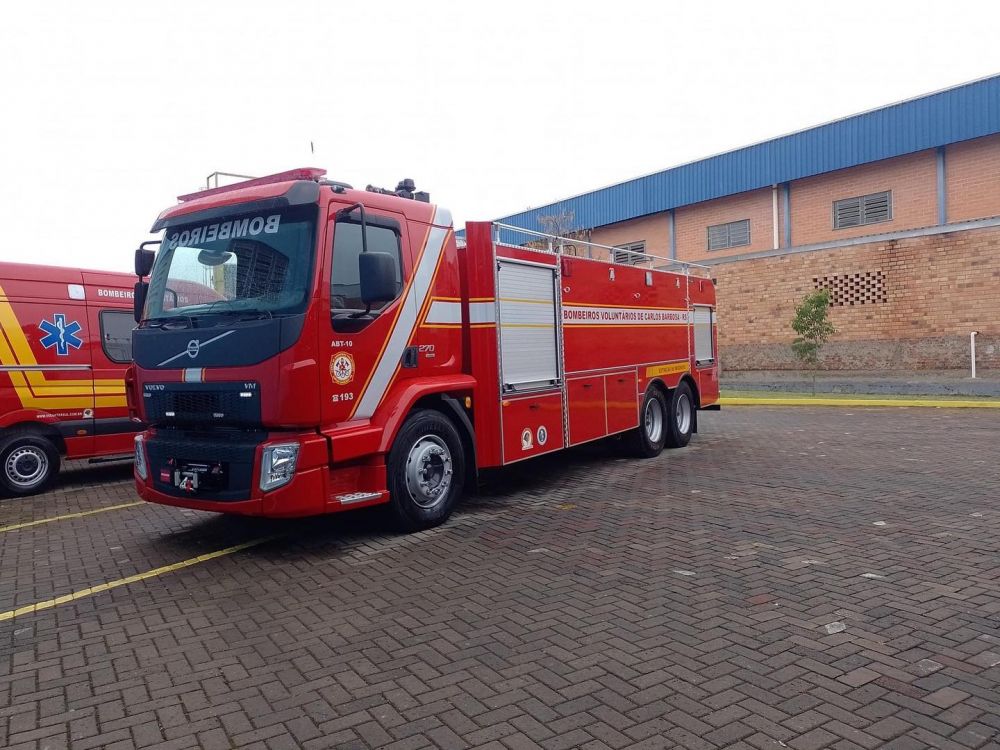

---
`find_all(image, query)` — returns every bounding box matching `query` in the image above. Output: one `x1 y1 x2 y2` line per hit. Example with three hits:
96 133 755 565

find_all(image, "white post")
970 331 978 378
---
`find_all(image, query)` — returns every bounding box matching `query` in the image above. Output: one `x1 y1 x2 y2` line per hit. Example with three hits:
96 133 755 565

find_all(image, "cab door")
318 204 413 427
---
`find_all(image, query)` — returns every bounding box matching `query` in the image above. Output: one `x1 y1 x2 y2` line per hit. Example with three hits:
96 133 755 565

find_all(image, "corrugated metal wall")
495 75 1000 233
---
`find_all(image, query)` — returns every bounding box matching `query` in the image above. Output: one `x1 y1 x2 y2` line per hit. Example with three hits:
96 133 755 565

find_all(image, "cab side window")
330 220 403 313
100 309 134 363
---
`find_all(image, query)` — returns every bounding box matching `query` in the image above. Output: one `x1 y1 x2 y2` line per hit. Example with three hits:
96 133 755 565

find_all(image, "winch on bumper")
133 428 330 517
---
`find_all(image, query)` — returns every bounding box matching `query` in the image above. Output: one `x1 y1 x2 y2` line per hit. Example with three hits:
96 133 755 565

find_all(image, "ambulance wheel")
664 381 695 449
387 409 465 531
0 434 60 497
627 388 669 458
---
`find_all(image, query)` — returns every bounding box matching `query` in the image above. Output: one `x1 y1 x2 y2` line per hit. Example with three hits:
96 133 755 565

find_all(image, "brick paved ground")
2 408 1000 750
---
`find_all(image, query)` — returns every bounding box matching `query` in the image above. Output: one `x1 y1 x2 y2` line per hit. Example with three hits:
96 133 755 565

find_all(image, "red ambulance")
0 262 138 496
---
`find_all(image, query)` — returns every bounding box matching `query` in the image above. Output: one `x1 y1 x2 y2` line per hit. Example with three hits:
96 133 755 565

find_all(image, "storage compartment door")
501 392 563 463
567 376 606 446
605 371 639 434
497 261 559 391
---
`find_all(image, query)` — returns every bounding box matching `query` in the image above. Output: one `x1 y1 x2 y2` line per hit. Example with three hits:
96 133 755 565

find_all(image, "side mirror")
135 247 156 277
133 281 148 323
359 252 397 306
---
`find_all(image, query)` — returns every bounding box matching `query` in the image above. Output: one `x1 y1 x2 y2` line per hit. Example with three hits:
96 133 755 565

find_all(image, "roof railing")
177 168 327 202
491 222 711 277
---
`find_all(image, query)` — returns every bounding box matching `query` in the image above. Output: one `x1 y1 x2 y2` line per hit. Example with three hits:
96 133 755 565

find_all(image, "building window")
613 241 645 264
707 220 750 251
833 191 891 229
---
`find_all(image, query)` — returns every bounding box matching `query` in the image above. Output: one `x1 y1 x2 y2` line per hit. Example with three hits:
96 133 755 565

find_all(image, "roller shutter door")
497 261 559 391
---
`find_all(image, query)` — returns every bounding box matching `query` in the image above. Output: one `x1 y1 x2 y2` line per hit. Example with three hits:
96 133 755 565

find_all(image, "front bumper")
135 428 329 517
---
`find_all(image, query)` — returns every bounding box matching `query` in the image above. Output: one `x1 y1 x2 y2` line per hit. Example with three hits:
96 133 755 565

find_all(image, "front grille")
143 382 261 426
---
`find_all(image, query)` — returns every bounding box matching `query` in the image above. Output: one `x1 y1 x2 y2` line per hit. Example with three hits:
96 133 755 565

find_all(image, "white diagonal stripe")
353 208 451 419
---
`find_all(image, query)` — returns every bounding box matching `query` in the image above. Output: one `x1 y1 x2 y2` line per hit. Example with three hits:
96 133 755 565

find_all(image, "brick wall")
789 150 938 246
588 213 669 259
714 226 1000 370
675 188 776 262
946 134 1000 222
559 138 1000 371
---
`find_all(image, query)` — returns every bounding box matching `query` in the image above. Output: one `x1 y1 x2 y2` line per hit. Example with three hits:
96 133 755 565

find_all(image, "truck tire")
664 381 695 449
387 409 465 531
0 433 61 497
626 387 669 458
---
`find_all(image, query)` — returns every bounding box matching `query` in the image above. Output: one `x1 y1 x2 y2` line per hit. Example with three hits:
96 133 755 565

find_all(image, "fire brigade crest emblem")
330 351 355 385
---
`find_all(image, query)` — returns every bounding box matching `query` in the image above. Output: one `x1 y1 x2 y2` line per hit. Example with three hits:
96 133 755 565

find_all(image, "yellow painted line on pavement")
719 397 1000 408
0 501 144 533
0 536 276 622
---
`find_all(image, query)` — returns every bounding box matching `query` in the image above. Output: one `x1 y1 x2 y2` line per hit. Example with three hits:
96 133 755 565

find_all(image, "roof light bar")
177 168 327 202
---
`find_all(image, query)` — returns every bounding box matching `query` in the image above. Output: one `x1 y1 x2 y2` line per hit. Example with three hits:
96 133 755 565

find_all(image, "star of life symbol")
39 314 83 356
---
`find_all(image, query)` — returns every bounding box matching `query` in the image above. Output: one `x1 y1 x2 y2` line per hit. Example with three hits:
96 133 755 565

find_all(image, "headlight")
134 434 148 480
260 442 299 491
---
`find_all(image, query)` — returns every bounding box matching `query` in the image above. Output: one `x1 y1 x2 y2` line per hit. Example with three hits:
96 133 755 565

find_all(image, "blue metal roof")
494 75 1000 233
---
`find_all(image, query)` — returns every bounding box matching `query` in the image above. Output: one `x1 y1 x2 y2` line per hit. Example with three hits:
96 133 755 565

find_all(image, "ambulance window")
100 310 134 363
330 219 402 314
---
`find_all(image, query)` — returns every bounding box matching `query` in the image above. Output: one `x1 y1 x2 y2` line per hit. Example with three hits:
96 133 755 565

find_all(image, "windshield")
145 205 317 320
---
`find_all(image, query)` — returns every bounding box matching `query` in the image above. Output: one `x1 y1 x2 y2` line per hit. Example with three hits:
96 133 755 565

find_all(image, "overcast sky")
1 0 998 272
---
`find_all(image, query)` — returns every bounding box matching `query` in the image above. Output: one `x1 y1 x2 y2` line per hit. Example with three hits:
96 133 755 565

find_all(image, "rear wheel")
664 381 695 449
626 388 669 458
387 409 465 531
0 434 60 497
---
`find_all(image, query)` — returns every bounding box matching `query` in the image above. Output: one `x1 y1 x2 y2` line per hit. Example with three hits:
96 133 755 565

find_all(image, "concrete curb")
719 396 1000 408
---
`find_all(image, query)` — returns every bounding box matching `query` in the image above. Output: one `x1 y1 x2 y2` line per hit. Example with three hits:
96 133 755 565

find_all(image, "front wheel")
0 434 61 497
387 409 466 531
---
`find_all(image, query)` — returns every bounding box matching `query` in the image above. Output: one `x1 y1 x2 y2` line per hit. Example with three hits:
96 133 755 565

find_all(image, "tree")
537 210 585 257
791 289 836 367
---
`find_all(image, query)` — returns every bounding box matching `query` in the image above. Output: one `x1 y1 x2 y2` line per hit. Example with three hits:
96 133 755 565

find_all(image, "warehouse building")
493 75 1000 370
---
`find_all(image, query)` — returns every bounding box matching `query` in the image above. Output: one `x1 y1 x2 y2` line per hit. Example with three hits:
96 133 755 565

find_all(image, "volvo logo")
157 330 236 367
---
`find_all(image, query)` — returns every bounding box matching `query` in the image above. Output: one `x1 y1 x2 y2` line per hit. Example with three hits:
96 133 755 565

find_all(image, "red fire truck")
0 262 138 496
130 169 719 529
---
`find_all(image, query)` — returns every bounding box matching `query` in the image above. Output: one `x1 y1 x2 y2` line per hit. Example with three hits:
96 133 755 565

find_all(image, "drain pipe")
970 331 979 379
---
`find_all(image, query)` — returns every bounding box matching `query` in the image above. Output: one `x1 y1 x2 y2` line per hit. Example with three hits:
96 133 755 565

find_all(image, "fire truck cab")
130 169 718 529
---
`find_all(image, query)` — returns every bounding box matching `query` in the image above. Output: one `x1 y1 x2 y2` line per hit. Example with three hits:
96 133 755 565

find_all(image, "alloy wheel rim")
676 393 692 435
404 435 453 509
644 399 664 443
